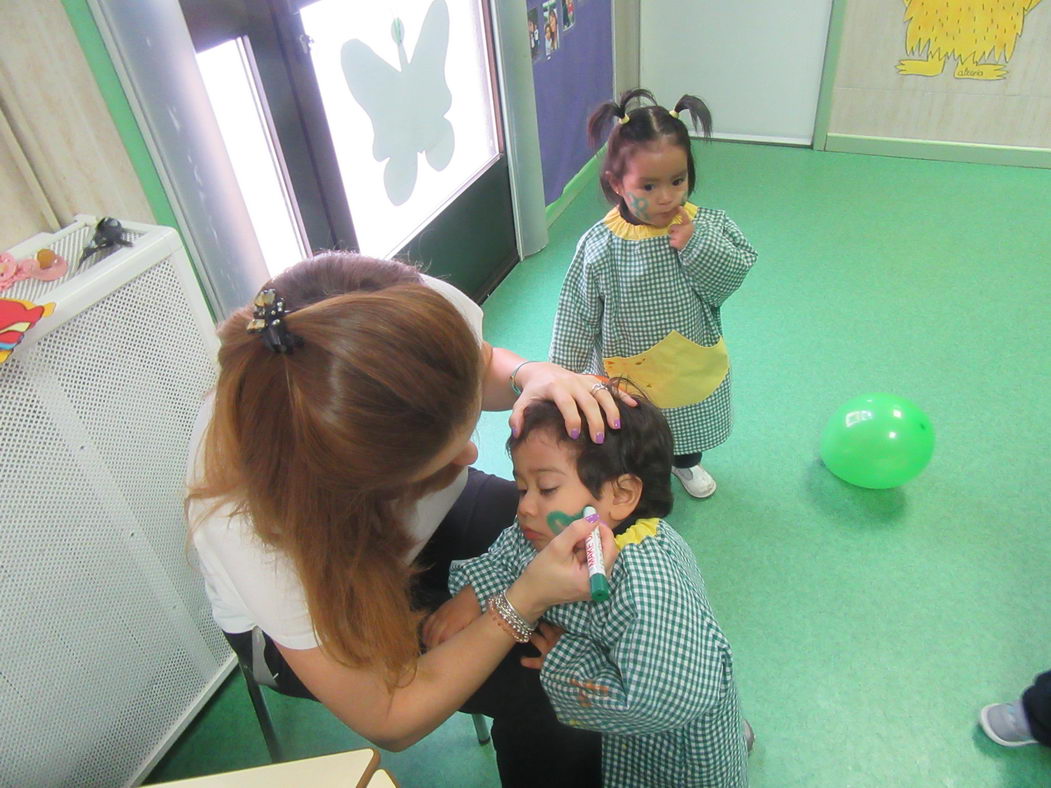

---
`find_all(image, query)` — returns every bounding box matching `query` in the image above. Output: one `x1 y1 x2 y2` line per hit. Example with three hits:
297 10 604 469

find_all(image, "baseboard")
544 154 602 227
824 134 1051 169
694 132 813 147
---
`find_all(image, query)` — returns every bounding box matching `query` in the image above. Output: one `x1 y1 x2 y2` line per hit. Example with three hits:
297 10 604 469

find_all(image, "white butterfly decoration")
341 0 454 206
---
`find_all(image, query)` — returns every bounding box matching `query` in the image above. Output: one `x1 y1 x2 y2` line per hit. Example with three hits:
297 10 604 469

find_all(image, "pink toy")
0 253 19 290
0 248 69 291
21 249 68 281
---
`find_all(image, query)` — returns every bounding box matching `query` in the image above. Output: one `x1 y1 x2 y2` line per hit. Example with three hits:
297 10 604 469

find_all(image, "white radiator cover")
1 217 233 787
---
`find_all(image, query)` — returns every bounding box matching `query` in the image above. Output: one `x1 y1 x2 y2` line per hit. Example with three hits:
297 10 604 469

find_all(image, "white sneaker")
672 464 716 498
981 701 1037 747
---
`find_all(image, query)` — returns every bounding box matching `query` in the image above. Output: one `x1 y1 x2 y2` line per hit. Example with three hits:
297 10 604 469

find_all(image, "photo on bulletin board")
528 7 541 62
561 0 575 32
563 0 580 31
543 0 559 58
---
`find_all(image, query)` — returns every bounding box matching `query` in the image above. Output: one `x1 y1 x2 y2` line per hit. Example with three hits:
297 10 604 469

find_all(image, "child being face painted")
511 427 618 551
453 381 749 787
508 382 674 551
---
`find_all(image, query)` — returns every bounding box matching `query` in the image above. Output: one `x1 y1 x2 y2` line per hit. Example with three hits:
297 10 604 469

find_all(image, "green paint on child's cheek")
628 192 651 223
546 508 586 534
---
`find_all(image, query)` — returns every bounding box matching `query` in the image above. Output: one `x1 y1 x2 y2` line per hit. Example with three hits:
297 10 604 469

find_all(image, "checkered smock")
449 519 747 787
550 204 757 455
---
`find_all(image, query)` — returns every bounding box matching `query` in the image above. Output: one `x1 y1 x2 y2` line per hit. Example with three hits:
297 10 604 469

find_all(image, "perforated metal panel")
2 221 143 305
0 218 232 787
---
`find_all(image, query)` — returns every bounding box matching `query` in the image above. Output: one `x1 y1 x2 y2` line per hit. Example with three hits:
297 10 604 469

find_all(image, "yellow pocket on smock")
603 331 728 409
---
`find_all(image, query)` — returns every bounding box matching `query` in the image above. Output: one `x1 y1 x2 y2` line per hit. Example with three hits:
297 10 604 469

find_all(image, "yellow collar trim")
603 203 698 241
614 518 661 548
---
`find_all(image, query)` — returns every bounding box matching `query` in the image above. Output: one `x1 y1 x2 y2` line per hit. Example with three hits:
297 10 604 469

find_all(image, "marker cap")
589 572 610 602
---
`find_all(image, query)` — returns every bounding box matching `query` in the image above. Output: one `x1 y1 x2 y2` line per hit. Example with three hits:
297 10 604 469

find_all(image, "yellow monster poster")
898 0 1044 79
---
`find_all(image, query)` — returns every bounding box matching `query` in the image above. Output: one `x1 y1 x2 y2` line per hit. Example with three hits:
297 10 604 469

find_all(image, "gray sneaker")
980 701 1037 747
743 718 755 754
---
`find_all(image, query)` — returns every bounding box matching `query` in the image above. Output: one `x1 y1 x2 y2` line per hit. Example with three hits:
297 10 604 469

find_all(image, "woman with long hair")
186 252 624 786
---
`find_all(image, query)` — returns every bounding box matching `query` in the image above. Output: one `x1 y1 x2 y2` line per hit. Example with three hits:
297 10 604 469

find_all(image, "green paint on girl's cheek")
627 192 651 222
546 508 586 535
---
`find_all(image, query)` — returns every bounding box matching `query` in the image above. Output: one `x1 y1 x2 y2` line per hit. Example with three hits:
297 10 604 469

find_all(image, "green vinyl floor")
147 142 1051 787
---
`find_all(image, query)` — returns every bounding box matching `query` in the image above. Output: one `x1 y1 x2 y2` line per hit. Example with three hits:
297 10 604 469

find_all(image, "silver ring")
590 382 607 393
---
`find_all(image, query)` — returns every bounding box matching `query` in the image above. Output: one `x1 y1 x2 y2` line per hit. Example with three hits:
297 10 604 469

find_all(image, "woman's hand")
520 621 565 670
510 361 636 443
422 587 481 650
668 206 695 250
506 517 619 623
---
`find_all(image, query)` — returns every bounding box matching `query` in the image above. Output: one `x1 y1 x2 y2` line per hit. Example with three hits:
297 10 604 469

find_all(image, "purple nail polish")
612 419 621 429
595 432 605 444
585 512 600 523
569 428 580 440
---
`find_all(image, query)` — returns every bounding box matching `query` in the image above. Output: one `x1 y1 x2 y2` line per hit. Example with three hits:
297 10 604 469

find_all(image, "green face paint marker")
546 508 585 535
582 506 610 602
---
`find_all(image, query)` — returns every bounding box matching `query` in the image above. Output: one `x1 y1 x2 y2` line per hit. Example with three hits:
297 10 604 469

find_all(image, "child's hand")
520 621 566 670
421 587 481 650
668 206 694 250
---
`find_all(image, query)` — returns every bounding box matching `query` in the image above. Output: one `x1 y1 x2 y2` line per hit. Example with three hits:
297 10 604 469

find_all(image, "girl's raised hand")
668 206 694 250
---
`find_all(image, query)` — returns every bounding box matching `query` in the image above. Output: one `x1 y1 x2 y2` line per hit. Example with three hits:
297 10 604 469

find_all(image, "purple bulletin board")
527 0 613 205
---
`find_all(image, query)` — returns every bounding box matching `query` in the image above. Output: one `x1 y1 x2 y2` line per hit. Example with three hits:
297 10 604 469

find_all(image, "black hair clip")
246 288 303 354
79 217 133 264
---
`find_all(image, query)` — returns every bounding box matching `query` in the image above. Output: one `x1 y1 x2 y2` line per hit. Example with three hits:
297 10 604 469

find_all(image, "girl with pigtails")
550 89 758 499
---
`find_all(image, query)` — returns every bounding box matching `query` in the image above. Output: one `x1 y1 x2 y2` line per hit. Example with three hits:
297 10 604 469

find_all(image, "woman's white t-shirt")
186 276 483 650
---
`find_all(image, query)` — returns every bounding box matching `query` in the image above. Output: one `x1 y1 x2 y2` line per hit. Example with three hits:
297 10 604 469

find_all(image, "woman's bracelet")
487 591 537 643
509 360 539 396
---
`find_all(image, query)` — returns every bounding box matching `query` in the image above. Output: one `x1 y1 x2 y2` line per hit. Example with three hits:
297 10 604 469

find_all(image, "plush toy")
0 297 55 364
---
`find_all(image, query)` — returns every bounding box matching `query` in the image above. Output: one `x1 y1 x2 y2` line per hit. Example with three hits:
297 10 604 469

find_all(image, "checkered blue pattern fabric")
449 520 748 787
549 204 757 454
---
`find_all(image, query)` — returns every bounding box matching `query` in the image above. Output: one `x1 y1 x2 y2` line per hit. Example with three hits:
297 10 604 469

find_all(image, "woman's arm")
479 342 527 412
482 343 633 443
279 602 522 750
279 518 617 751
424 525 529 649
477 232 633 440
447 524 528 608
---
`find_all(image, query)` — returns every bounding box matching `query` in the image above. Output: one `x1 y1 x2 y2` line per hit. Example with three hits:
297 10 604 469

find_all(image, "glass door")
181 0 518 299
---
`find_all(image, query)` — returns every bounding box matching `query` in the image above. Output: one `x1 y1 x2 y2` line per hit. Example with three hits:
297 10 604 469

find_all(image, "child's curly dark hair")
506 380 674 523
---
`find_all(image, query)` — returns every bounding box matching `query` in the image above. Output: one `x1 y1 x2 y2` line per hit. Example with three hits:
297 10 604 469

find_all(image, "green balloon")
820 393 934 489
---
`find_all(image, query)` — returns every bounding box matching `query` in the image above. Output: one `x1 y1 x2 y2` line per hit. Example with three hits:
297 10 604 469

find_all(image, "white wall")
640 0 833 145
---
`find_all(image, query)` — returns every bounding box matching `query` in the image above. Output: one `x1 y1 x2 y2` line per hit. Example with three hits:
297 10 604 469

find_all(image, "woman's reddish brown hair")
188 252 482 683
